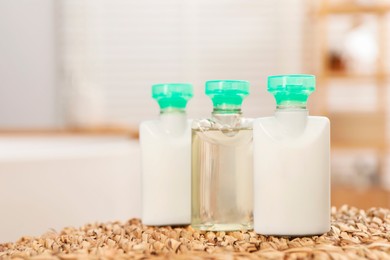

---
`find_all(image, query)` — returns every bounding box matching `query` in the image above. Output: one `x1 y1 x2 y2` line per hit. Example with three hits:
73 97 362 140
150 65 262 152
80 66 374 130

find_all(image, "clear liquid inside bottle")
191 114 253 231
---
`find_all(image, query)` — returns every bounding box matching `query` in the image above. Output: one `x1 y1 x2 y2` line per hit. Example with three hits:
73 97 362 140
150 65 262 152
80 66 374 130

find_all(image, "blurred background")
0 0 390 240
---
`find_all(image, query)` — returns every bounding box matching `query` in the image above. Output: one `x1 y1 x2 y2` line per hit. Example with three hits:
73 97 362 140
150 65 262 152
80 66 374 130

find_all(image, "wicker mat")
1 205 389 260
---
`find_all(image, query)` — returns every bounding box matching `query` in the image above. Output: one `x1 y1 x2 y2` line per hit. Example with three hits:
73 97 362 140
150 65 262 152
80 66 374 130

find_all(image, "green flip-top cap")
152 83 193 110
205 80 249 110
268 74 315 108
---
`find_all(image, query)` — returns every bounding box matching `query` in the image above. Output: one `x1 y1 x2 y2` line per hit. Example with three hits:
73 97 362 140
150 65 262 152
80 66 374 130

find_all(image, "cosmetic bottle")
253 74 330 236
140 83 193 226
191 80 253 231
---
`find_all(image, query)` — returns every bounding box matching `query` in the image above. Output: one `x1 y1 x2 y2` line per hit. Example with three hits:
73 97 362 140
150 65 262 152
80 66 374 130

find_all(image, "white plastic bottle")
253 75 330 236
140 83 193 226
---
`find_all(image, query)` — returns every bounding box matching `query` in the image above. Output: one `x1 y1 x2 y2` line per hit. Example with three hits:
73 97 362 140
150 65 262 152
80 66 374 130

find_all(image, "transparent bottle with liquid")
253 75 330 236
140 83 193 226
191 80 253 231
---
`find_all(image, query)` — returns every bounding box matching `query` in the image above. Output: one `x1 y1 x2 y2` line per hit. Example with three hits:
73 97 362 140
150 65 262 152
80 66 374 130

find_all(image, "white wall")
61 0 307 127
0 0 308 128
0 0 60 128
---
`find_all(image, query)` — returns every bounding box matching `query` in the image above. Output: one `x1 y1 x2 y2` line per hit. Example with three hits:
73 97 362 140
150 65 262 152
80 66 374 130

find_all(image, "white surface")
0 136 141 243
253 110 330 236
140 113 191 225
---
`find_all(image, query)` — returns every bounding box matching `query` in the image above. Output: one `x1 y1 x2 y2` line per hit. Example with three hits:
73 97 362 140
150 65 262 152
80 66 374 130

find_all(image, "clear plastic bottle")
191 80 253 231
140 83 193 226
253 75 330 236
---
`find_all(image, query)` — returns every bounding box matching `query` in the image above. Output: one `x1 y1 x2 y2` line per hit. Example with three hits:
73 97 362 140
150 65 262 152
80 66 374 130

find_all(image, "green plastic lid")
268 74 315 108
205 80 249 110
152 83 193 110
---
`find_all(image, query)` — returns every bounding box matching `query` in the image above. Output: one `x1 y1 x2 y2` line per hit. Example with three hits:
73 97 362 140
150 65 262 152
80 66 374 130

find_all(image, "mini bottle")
191 80 253 231
140 83 193 226
253 74 330 236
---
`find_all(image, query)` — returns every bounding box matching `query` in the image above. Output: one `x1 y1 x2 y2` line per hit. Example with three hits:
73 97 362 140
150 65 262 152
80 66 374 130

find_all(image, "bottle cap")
152 83 193 110
205 80 249 110
268 74 315 108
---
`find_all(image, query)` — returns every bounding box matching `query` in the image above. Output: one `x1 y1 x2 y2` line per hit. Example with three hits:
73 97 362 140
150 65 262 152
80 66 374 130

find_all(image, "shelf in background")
0 126 139 139
319 4 390 15
328 112 387 149
319 72 390 80
332 185 390 209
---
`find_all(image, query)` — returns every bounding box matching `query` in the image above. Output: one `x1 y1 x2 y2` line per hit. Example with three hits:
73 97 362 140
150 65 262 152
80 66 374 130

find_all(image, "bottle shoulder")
253 115 329 141
254 115 329 125
140 119 158 128
192 117 253 130
140 119 191 137
308 115 330 124
139 119 160 134
141 118 192 128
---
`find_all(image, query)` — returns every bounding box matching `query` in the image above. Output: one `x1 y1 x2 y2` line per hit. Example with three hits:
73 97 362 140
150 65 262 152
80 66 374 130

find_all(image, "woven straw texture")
1 205 389 260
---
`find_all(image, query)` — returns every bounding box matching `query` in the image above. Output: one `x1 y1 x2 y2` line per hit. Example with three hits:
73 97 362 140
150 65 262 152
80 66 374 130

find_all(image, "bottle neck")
275 107 308 137
276 101 306 110
212 107 242 126
159 109 187 134
212 107 242 115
